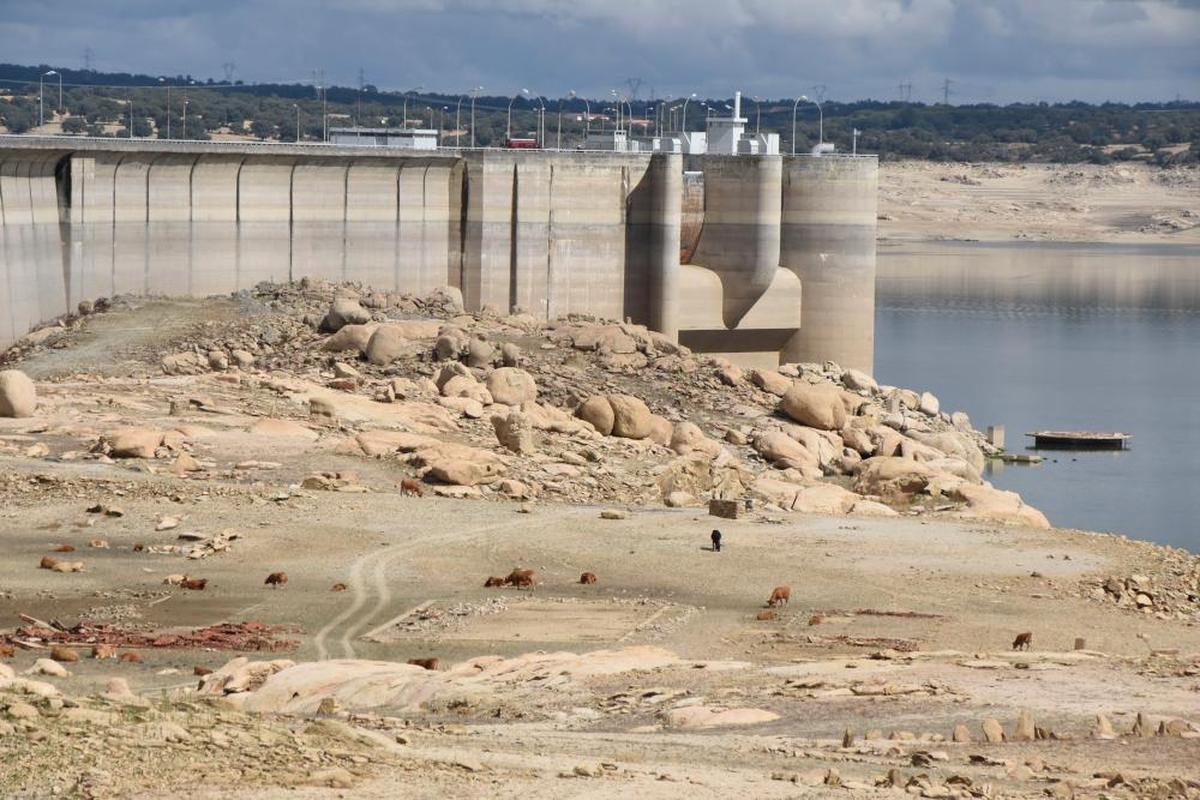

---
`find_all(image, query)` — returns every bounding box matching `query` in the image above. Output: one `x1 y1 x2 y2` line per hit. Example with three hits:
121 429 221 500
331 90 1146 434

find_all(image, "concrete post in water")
780 155 878 373
988 425 1006 449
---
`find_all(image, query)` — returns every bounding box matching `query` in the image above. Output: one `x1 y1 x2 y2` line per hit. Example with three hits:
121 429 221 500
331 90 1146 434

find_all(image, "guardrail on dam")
0 136 876 371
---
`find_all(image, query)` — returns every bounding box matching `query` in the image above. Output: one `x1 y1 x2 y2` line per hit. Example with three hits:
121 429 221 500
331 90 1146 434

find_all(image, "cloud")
0 0 1195 102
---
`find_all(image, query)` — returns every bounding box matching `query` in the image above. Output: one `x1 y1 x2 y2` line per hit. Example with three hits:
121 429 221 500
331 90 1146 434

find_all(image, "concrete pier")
0 136 877 370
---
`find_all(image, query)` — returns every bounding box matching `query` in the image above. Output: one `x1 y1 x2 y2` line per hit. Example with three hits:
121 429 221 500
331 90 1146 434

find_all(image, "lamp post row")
28 79 844 153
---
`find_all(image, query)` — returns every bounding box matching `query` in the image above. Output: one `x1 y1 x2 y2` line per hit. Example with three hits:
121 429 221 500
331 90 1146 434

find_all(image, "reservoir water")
876 240 1200 551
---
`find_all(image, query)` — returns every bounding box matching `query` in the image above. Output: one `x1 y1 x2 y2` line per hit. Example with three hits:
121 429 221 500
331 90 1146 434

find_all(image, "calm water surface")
876 240 1200 551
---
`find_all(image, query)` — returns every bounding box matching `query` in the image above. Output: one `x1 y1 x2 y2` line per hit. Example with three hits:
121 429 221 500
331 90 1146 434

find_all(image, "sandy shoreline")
879 161 1199 245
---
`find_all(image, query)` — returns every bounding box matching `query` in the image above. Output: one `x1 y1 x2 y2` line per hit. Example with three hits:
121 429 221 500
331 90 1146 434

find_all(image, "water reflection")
878 241 1200 313
876 240 1200 551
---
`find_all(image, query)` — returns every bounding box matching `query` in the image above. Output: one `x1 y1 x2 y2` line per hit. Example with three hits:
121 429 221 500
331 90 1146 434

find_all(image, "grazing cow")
91 644 117 660
407 657 439 671
580 572 597 585
162 574 187 586
400 478 424 497
50 646 79 663
756 610 776 621
194 666 213 676
711 529 722 552
132 543 145 552
484 576 506 587
119 651 143 664
330 582 348 592
39 556 58 570
505 569 537 588
1012 631 1033 651
52 544 75 553
264 571 288 588
0 644 15 659
180 577 208 591
767 585 791 607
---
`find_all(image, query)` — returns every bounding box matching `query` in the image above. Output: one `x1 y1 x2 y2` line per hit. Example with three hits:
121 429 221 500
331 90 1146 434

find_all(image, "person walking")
711 529 722 552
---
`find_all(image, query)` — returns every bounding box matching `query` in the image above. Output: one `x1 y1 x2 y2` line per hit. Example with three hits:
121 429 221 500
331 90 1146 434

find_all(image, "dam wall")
780 156 878 372
0 136 876 371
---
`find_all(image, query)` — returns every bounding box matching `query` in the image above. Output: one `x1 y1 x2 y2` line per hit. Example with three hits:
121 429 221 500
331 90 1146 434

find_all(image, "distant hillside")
0 63 1196 164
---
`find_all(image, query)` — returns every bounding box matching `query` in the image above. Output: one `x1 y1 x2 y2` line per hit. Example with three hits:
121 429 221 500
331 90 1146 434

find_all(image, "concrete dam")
0 136 877 370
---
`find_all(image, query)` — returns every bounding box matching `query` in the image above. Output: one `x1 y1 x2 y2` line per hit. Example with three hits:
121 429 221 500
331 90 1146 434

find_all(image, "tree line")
0 63 1196 165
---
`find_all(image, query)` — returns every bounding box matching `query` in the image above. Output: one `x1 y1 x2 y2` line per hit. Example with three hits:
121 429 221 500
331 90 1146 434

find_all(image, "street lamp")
529 93 546 146
159 77 171 139
680 92 697 133
581 94 591 140
469 86 482 148
852 127 861 156
507 88 529 142
39 70 60 128
752 95 762 134
558 90 576 150
181 97 189 139
293 104 301 142
792 94 824 152
403 86 423 128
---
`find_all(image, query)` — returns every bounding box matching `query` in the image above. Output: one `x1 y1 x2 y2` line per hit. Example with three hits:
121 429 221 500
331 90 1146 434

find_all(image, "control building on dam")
0 135 877 371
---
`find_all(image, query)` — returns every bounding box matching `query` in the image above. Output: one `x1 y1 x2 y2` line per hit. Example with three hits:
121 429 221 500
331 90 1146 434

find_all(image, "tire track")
318 509 587 660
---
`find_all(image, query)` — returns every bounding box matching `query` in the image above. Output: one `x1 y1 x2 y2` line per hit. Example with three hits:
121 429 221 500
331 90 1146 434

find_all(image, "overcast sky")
1 0 1197 104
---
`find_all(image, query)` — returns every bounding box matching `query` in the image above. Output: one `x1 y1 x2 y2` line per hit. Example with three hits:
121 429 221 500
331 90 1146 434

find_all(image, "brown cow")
0 644 15 659
756 610 776 621
52 544 76 553
264 571 288 588
808 614 823 626
579 572 597 585
767 585 791 607
39 556 58 570
400 478 424 497
91 644 117 660
407 657 439 671
119 651 143 664
505 569 537 588
1012 631 1033 651
194 666 213 676
50 646 79 663
180 577 208 590
330 582 348 592
483 576 506 587
132 543 145 552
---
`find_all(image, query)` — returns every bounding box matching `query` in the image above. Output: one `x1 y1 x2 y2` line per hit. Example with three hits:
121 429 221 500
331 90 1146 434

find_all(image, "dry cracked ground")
0 283 1198 799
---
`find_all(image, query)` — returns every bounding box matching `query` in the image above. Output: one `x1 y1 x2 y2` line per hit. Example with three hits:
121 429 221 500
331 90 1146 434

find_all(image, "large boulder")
434 327 469 361
779 384 847 431
415 442 504 486
786 426 842 469
852 456 935 502
363 326 410 366
748 369 793 397
910 430 985 473
103 428 164 459
752 431 816 469
521 402 586 434
841 427 876 457
485 368 538 406
492 411 537 454
842 368 878 393
321 323 380 354
576 396 615 436
0 370 37 417
949 483 1050 529
647 415 674 447
670 421 722 457
425 286 464 314
608 394 653 439
572 325 637 354
466 338 495 368
320 297 371 332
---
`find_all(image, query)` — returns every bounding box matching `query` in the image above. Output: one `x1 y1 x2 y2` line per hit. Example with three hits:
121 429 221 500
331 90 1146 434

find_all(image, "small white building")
705 92 779 156
329 126 439 150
